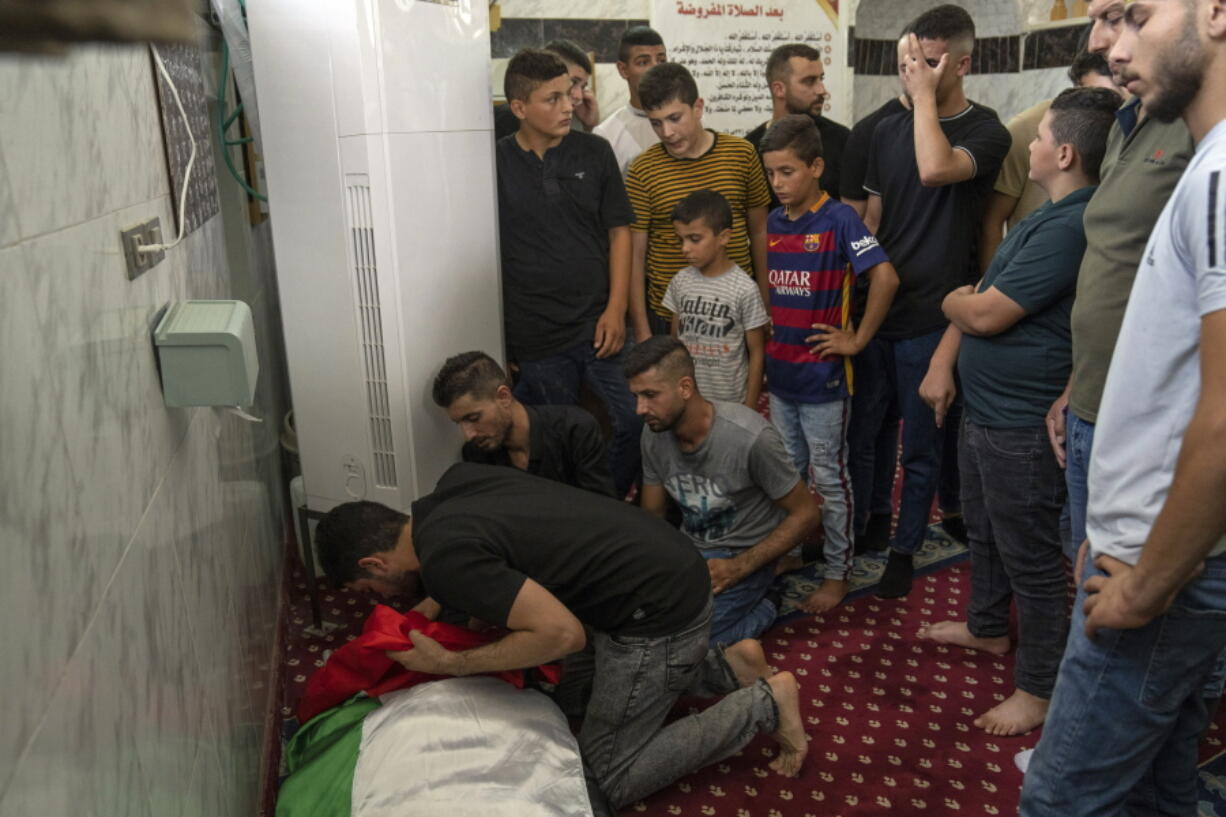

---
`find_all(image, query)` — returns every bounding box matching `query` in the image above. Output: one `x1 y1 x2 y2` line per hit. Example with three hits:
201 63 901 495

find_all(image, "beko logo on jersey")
851 235 879 256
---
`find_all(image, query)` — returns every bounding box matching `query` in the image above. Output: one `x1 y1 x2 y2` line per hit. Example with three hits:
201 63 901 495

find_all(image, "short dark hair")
765 43 822 86
671 189 733 233
622 335 696 381
545 39 593 75
619 26 664 63
316 501 408 585
1068 50 1112 86
1047 86 1121 181
432 351 508 408
758 113 825 165
905 4 976 53
504 48 569 103
639 62 700 111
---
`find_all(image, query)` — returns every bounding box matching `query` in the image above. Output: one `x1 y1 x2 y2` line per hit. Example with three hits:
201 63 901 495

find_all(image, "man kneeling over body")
627 336 822 646
315 464 808 813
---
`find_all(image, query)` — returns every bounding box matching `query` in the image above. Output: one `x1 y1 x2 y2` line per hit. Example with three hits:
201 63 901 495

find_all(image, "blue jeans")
769 395 854 580
1065 412 1095 562
849 337 900 534
1019 553 1226 817
701 548 778 646
514 341 643 497
891 329 948 555
579 599 778 807
961 420 1069 698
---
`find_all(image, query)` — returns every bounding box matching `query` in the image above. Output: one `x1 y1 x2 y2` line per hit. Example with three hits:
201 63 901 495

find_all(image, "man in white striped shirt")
1020 1 1226 814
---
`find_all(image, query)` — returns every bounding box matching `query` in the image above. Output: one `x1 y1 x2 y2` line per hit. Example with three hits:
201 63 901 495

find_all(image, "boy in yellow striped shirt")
626 63 772 341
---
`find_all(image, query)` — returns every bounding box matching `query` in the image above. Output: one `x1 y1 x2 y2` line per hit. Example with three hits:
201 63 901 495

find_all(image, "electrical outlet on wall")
120 216 166 280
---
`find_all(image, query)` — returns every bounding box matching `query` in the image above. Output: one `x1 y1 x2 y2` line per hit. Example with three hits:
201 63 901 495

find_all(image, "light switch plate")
120 216 165 280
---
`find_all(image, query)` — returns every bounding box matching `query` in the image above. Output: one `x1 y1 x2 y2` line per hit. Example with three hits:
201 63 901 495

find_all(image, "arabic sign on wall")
652 0 848 136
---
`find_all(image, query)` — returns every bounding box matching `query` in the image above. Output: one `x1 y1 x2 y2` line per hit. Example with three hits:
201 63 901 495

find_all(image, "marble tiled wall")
0 41 287 817
489 5 650 122
849 0 1086 123
851 0 1023 39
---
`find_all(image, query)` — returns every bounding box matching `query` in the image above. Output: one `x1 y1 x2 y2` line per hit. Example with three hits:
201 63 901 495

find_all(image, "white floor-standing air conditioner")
249 0 503 522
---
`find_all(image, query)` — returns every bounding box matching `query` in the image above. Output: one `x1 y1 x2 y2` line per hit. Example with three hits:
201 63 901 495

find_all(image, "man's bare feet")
916 621 1010 656
725 639 770 687
974 689 1049 736
765 671 807 777
798 579 848 614
775 554 805 575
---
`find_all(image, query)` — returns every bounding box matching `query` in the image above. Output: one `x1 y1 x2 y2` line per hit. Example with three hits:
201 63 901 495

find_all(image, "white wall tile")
0 523 170 817
0 38 287 815
0 46 169 241
0 196 207 794
0 145 18 249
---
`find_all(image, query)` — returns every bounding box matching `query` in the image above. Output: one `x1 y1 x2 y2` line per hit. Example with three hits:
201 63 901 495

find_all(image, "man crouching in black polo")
316 463 807 813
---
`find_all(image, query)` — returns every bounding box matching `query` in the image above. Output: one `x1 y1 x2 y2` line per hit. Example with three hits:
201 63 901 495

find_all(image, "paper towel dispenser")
153 300 259 407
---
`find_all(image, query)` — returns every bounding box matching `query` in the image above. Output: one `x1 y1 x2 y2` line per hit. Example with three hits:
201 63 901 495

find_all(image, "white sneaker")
1014 747 1035 774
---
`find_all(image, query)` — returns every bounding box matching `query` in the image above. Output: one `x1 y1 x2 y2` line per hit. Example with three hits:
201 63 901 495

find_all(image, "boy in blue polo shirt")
759 114 899 613
916 87 1120 737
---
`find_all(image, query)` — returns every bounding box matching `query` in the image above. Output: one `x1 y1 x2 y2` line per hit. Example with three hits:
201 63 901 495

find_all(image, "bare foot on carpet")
766 671 807 777
798 579 848 614
916 621 1010 656
725 639 770 687
974 689 1049 736
775 554 805 575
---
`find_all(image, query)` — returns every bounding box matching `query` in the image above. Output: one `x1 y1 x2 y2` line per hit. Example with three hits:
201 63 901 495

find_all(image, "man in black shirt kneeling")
316 464 808 813
434 350 617 498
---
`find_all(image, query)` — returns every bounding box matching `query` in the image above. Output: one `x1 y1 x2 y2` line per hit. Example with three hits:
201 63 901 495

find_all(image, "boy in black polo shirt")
496 49 642 497
859 6 1011 598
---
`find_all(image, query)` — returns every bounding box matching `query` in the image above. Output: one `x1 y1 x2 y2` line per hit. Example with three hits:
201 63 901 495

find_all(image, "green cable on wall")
218 40 268 202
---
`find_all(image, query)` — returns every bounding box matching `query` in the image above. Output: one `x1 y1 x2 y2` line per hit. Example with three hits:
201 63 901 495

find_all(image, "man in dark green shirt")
915 88 1120 738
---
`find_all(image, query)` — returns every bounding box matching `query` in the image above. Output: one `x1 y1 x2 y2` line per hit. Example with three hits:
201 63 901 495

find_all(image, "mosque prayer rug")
276 533 1226 816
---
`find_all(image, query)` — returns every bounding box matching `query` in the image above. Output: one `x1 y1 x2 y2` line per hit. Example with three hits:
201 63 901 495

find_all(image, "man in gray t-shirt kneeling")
625 337 821 646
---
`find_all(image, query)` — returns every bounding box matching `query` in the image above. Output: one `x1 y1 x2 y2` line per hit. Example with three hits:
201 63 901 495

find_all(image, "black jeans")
849 337 899 534
960 419 1069 698
514 340 643 497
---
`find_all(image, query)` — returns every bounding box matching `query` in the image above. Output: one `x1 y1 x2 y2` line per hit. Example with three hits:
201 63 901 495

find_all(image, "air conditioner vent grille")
346 183 398 488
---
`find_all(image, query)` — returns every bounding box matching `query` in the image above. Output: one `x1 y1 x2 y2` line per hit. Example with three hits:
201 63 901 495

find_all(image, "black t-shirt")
864 103 1011 339
496 131 634 361
840 97 909 201
842 98 910 321
411 463 710 637
745 113 849 209
461 404 616 497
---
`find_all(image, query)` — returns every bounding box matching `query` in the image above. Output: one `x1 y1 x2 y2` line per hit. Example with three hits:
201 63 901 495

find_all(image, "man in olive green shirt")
1043 0 1194 563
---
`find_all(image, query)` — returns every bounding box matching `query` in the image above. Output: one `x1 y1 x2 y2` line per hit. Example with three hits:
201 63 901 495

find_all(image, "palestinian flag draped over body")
277 679 593 817
278 606 587 817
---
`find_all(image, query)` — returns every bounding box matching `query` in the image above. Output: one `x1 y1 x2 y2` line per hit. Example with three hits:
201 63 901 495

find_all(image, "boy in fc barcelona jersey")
759 114 899 613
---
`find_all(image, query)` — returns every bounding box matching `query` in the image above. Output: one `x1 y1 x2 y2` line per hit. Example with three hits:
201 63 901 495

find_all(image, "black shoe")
861 513 892 553
876 550 914 598
942 514 968 544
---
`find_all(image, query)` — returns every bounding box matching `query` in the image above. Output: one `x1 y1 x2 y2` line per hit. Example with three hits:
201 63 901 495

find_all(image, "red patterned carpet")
275 556 1226 816
634 563 1028 816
